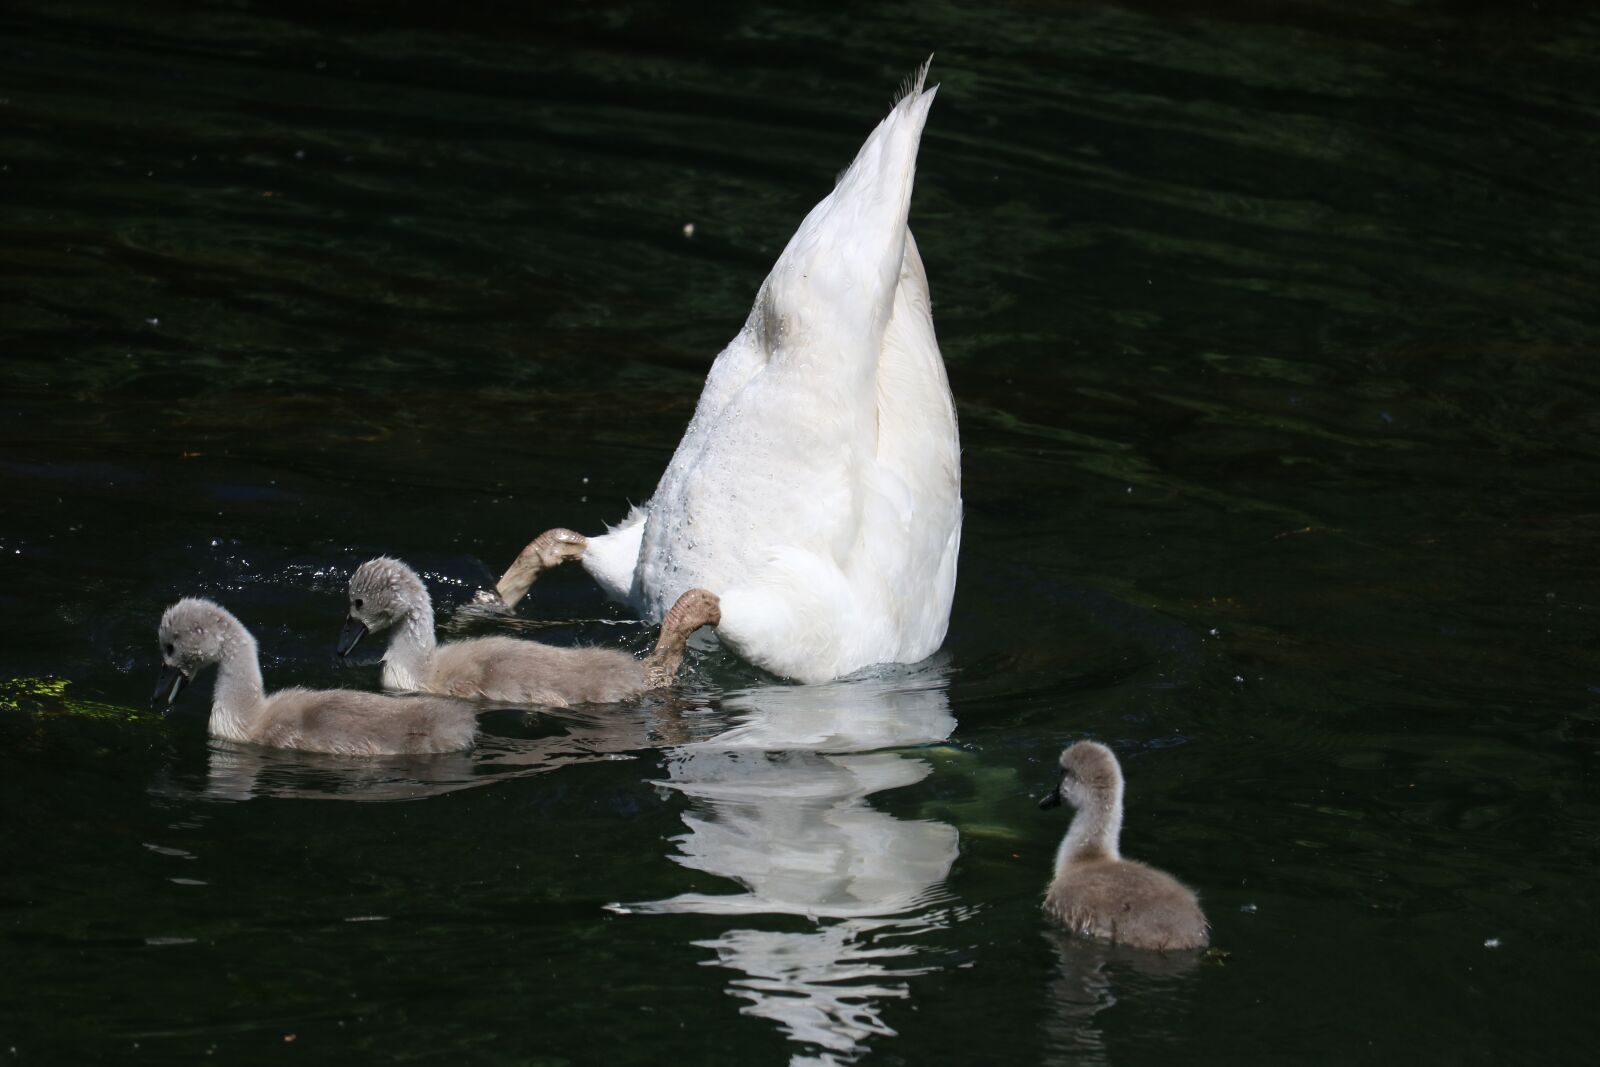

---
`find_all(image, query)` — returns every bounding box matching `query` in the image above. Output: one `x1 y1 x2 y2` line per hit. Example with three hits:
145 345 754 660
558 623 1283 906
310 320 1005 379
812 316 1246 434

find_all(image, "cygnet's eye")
165 643 175 656
354 598 365 610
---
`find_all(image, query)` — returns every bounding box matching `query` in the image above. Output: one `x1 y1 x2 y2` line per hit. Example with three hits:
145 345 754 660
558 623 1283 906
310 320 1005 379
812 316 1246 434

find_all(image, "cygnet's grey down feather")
155 597 477 756
343 556 719 706
1039 741 1209 951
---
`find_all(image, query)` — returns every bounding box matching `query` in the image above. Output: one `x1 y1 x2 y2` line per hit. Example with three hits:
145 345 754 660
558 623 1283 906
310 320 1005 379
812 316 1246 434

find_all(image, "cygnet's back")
1040 741 1209 952
426 637 645 706
156 597 478 757
248 687 477 756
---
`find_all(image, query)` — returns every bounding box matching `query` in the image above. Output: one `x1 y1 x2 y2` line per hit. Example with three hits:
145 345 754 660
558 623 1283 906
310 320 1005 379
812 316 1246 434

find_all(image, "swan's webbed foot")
492 528 588 610
644 588 722 689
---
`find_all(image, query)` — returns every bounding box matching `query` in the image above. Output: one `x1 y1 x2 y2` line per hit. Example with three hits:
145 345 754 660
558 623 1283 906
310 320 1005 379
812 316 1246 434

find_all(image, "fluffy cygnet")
341 556 719 705
154 597 478 756
1039 741 1209 951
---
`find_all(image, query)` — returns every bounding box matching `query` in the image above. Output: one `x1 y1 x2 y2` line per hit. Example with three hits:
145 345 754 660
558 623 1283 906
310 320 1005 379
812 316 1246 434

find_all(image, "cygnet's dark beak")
336 617 368 658
1038 769 1066 810
152 663 188 713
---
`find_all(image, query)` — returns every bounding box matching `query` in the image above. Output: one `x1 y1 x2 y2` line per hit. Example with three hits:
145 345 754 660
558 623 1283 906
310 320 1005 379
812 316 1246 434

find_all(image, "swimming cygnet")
153 597 478 756
339 556 720 705
1038 741 1209 951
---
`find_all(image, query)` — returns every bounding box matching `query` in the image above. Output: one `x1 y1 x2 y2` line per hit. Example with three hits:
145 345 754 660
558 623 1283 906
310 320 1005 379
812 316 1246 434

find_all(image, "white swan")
516 62 961 685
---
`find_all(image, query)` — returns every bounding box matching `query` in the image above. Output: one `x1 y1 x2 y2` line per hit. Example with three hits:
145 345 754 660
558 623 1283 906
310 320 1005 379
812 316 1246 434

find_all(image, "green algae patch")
921 747 1033 844
0 677 149 723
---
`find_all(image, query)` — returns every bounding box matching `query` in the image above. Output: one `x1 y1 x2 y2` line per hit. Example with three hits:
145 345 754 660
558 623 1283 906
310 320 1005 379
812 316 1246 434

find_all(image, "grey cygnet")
154 597 477 756
341 556 720 705
1039 741 1209 951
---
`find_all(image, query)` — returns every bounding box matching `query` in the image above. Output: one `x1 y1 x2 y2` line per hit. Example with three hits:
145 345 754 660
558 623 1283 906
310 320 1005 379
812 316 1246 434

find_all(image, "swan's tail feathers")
764 63 938 378
829 63 937 244
839 57 931 186
582 504 648 607
895 55 935 107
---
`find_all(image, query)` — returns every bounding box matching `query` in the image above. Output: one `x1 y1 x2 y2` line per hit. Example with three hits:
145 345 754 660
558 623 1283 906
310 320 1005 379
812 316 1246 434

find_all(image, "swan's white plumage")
583 63 961 683
582 504 646 604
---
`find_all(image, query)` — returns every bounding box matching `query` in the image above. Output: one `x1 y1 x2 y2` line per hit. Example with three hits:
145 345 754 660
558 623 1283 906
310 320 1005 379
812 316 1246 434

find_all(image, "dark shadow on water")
1040 931 1204 1066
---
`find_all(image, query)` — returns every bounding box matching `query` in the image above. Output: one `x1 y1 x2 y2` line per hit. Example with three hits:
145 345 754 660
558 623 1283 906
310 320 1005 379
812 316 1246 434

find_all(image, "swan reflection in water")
614 665 961 1062
152 661 962 1060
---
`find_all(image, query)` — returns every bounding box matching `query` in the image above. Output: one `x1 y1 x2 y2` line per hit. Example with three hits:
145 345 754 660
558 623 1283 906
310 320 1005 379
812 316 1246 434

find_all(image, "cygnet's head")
154 597 235 710
339 557 429 656
1038 740 1122 811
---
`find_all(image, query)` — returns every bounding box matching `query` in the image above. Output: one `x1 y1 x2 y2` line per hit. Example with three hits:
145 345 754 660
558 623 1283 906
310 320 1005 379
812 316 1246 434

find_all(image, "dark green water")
3 1 1599 1062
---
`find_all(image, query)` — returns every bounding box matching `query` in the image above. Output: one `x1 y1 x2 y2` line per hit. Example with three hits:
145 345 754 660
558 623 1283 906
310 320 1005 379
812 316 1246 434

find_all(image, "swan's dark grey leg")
488 528 587 610
644 588 722 688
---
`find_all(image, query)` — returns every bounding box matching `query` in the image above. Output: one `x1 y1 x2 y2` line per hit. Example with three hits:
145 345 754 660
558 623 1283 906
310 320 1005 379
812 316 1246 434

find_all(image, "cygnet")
340 556 720 705
154 597 478 756
1038 741 1209 951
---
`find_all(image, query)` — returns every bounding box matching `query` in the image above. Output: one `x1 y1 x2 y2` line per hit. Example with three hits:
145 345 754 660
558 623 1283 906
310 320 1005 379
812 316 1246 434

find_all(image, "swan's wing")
862 228 962 660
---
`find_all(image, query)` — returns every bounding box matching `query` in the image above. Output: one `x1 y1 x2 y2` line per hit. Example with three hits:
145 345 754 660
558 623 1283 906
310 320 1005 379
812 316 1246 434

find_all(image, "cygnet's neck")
209 618 266 742
1056 779 1124 870
380 595 436 691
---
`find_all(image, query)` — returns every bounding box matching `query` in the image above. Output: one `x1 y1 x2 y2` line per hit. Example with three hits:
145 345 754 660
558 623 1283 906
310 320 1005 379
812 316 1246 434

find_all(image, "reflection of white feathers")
699 673 957 755
697 922 936 1057
614 665 959 1062
583 63 961 684
643 750 955 919
627 668 958 918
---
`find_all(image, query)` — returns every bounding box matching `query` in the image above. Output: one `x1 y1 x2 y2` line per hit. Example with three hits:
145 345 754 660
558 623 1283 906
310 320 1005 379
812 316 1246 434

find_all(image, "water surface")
3 1 1599 1063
